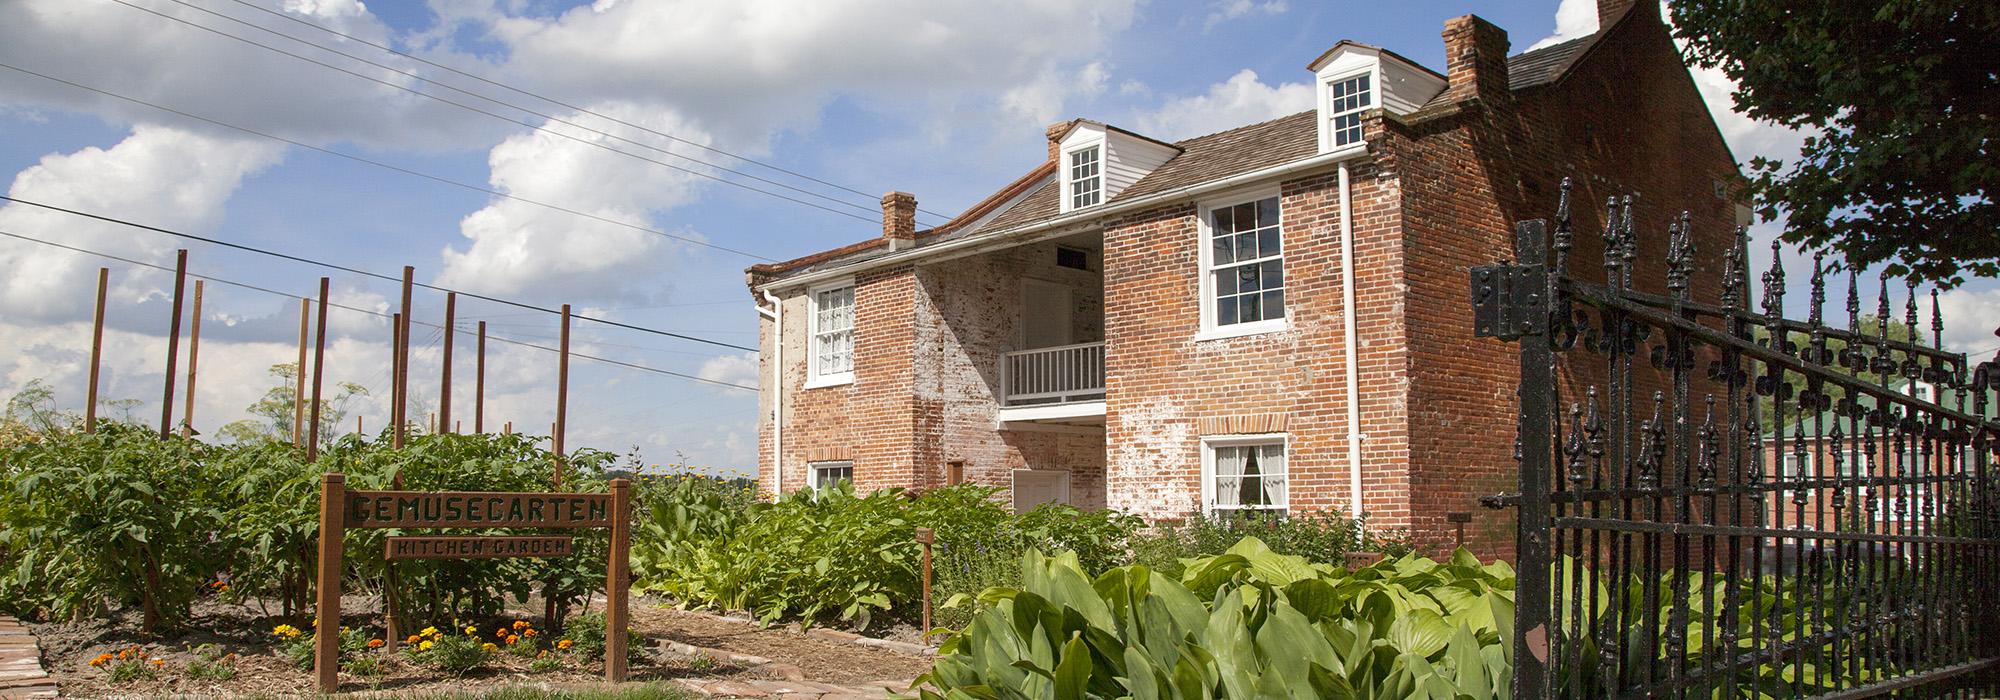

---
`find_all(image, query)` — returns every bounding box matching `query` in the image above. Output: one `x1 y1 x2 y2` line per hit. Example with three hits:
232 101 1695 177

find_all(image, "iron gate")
1474 183 2000 699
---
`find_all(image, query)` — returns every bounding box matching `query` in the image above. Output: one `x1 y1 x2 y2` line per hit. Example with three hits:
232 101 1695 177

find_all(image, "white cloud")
436 103 714 302
696 352 759 392
1203 0 1287 32
1130 69 1312 141
1936 288 2000 355
0 126 283 323
1526 0 1599 51
1001 62 1109 126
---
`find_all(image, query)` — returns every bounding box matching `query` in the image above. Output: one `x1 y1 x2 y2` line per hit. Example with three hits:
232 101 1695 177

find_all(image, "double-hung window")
809 461 854 490
1203 436 1288 517
809 284 854 386
1327 73 1372 147
1069 146 1101 209
1203 195 1285 334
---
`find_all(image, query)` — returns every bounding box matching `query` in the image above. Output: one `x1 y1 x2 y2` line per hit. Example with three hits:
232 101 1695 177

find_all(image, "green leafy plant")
917 538 1517 699
562 612 644 664
183 643 237 681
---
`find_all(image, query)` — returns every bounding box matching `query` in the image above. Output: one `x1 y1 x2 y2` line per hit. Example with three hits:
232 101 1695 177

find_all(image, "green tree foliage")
1669 1 2000 286
216 363 368 446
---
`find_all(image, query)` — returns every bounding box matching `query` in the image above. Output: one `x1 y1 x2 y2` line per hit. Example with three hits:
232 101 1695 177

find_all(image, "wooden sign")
346 490 611 529
315 475 631 693
385 535 573 560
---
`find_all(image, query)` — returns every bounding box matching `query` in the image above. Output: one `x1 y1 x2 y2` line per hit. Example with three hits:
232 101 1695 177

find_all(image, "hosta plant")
915 537 1517 699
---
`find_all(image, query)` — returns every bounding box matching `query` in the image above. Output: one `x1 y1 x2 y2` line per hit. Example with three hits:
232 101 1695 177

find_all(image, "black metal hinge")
1471 263 1549 340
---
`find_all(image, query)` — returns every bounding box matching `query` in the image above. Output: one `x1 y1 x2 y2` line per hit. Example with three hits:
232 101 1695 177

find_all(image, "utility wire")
0 61 775 262
0 229 758 391
105 0 884 226
216 0 957 224
0 194 760 353
154 0 931 225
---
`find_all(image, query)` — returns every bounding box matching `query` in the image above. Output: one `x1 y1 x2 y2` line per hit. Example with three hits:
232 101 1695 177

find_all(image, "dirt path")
631 606 929 686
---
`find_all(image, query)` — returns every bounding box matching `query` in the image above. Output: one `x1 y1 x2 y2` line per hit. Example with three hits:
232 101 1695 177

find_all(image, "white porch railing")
1000 341 1105 406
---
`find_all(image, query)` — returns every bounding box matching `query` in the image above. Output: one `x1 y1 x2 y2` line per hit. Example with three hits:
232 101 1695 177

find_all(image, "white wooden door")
1012 469 1072 514
1021 280 1073 349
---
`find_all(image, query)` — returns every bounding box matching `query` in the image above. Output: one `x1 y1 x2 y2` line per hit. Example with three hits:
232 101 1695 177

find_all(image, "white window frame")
1067 145 1102 210
804 279 855 388
1196 187 1288 341
808 460 854 490
1201 433 1289 517
1323 71 1374 149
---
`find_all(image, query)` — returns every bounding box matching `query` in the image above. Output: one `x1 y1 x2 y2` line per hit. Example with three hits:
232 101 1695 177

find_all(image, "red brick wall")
1390 7 1744 557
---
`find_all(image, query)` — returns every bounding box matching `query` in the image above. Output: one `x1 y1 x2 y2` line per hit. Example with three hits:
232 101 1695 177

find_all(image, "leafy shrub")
183 644 237 681
0 422 232 630
561 612 644 664
1128 510 1404 578
405 624 494 675
916 538 1516 699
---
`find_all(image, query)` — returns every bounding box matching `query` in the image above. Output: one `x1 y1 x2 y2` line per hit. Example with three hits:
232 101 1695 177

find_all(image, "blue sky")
2 0 1995 473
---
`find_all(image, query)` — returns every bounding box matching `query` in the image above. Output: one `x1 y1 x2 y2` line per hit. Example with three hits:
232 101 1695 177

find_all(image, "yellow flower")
419 626 438 637
481 642 498 653
419 640 434 651
464 625 479 635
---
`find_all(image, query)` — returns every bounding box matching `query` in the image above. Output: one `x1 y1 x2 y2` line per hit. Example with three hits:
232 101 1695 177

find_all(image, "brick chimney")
881 191 917 250
1045 121 1074 163
1440 15 1511 106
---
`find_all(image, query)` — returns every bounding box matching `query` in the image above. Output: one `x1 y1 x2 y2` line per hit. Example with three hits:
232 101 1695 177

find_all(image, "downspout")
758 290 784 498
1339 163 1364 517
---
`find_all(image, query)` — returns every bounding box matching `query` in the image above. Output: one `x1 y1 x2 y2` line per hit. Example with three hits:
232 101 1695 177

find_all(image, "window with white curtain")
809 461 853 490
1204 436 1288 516
809 283 854 385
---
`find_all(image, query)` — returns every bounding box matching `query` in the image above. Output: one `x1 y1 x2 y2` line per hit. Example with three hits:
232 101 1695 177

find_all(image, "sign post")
314 476 631 693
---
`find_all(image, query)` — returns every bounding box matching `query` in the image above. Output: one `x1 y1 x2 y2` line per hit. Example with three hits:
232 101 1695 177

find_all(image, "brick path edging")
0 616 56 699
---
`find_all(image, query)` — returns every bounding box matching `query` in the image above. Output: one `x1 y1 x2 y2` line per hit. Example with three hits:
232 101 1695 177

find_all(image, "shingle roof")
1508 35 1596 91
752 33 1605 284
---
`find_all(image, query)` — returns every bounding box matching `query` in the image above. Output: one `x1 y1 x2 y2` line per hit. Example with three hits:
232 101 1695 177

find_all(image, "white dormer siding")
1308 43 1447 153
1057 122 1180 213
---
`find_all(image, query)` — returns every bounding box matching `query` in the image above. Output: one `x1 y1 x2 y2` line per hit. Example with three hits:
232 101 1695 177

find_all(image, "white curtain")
1259 444 1286 508
1213 447 1243 508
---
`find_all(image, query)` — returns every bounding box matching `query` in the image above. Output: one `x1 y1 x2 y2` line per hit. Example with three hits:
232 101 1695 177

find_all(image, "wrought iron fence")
1474 181 2000 699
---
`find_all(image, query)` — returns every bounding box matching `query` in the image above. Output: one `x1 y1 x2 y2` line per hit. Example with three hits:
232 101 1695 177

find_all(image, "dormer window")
1327 74 1372 147
1068 146 1102 209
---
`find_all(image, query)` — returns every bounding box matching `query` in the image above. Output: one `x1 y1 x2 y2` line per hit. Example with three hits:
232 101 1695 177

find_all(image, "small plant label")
384 535 573 560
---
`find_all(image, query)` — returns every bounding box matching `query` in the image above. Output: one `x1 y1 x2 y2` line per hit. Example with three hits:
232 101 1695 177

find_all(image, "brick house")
744 0 1747 554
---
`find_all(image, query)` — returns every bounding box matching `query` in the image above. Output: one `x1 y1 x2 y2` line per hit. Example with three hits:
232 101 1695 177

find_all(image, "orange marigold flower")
496 627 510 637
367 639 385 649
406 635 421 644
512 620 529 630
522 629 537 638
150 659 165 668
557 639 573 650
505 635 519 646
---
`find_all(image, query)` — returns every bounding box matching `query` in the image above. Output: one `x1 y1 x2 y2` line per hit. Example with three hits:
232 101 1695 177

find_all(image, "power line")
105 0 886 227
0 60 775 262
215 0 958 224
154 0 926 225
0 194 760 353
0 228 758 391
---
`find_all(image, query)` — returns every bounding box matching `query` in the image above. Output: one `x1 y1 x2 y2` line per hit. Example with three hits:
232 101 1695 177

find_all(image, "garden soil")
29 595 927 697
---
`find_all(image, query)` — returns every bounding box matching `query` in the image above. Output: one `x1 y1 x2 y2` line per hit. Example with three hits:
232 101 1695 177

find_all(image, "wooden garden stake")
915 528 935 637
160 249 187 439
395 265 413 449
314 472 345 694
606 478 632 682
181 280 203 438
307 278 329 462
440 292 454 432
475 320 486 434
85 267 107 433
554 304 570 488
1448 511 1473 550
294 298 309 446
